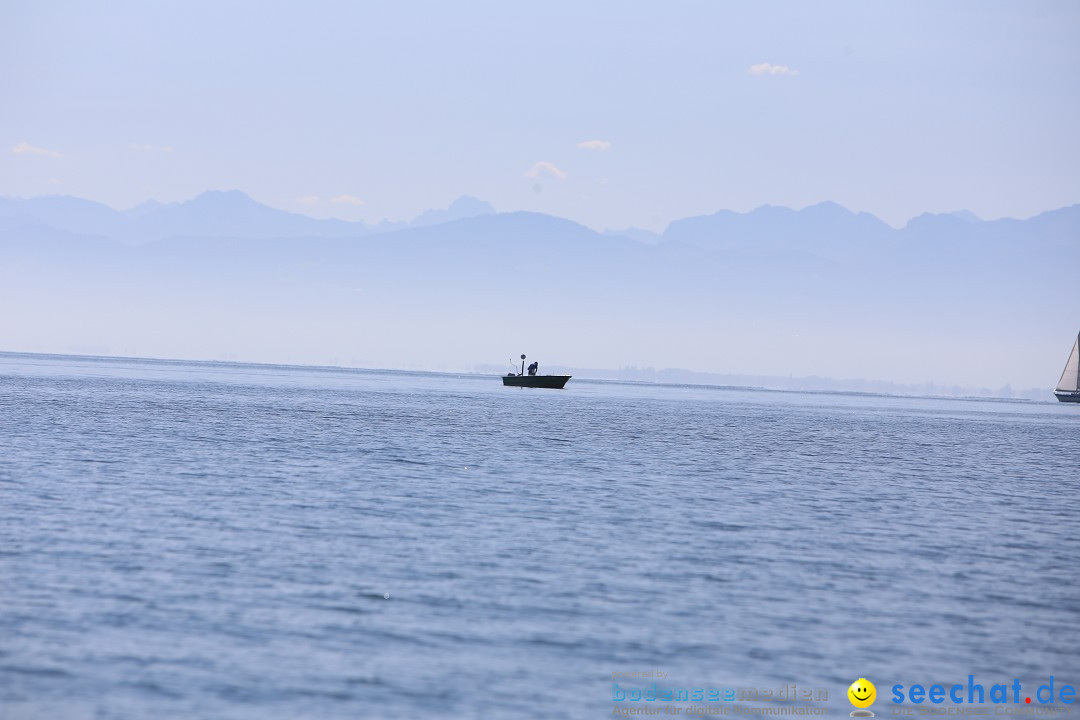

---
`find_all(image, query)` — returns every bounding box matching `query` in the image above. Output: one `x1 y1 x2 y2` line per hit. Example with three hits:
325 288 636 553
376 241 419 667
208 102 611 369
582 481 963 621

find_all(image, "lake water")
1 353 1078 719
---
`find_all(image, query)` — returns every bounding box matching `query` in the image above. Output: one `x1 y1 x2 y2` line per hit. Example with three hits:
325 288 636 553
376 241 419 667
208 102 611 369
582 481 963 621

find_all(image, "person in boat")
527 361 538 376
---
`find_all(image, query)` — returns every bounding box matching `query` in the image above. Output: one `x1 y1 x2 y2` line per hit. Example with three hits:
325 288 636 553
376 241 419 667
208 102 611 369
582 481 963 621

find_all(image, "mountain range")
0 191 499 245
1 190 1077 395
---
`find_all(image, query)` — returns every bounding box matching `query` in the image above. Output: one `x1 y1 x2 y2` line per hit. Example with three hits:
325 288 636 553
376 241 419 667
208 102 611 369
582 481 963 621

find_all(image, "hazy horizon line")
0 349 1054 402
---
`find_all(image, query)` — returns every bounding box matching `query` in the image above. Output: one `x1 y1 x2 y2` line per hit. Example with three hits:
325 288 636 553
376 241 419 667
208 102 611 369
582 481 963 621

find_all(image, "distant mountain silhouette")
0 195 123 238
948 210 981 224
123 190 363 242
409 195 495 227
603 227 661 244
662 201 894 259
0 190 365 244
0 191 509 244
123 199 175 218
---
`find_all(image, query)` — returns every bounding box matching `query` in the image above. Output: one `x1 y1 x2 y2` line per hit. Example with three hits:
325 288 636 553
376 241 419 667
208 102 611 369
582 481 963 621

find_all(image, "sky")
2 1 1078 231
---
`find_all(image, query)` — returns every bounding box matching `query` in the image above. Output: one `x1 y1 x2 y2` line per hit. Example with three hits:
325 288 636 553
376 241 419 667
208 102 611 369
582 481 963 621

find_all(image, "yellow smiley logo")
848 678 877 708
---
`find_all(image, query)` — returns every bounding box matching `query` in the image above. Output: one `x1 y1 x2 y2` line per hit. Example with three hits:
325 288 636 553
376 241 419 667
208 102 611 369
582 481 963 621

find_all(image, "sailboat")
1054 332 1080 403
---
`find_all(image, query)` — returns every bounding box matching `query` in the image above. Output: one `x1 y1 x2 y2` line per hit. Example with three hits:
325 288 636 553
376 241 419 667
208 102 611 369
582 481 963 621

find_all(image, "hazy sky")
3 1 1078 230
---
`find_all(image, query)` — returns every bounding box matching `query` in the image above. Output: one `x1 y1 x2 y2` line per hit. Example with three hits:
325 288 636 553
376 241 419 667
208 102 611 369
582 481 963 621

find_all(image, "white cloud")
330 194 365 206
130 143 173 153
748 62 799 77
12 141 61 158
577 139 611 151
299 195 321 206
524 161 567 180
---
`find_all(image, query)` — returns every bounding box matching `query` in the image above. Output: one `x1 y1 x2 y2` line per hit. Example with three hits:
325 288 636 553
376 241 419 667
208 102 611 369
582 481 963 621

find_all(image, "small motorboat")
502 354 571 389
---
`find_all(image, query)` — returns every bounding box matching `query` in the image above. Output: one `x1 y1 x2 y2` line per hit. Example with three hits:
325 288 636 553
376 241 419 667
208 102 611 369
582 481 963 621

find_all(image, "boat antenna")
520 354 526 377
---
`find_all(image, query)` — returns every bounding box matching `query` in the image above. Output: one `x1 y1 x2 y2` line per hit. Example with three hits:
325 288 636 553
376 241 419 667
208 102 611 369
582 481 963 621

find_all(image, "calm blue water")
1 353 1078 720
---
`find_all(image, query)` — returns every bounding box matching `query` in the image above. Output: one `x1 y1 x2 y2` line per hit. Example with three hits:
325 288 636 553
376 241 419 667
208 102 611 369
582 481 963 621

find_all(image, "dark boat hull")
1054 391 1080 403
502 374 571 389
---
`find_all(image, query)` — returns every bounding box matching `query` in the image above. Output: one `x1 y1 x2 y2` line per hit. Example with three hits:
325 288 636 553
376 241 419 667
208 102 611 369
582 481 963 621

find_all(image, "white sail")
1056 333 1080 392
